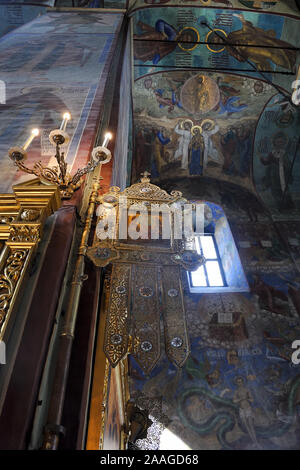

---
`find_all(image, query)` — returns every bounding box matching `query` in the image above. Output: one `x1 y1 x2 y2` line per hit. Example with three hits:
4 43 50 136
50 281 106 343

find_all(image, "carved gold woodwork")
104 264 131 367
87 175 204 374
86 271 130 450
99 357 110 450
0 178 61 341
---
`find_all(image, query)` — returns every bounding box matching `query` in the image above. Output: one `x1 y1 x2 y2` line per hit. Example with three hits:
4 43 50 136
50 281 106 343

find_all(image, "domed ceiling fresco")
129 3 300 217
133 71 275 190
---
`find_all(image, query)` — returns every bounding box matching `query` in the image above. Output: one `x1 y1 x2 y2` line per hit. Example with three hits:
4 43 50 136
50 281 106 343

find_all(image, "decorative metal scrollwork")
160 265 190 367
9 225 40 243
0 249 29 330
104 264 131 367
131 265 161 375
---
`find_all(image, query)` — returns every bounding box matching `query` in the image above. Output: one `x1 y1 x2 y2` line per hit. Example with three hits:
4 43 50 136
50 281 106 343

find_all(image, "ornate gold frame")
86 273 130 450
0 178 61 342
87 175 204 374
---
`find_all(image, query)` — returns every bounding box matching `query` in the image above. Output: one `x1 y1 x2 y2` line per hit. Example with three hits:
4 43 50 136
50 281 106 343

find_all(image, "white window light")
189 234 225 289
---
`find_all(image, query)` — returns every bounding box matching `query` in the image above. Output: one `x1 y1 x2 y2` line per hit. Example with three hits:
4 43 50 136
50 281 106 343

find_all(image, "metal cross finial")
140 171 151 183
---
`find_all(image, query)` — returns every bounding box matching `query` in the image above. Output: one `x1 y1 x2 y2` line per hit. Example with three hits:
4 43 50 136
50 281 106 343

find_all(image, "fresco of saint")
189 126 205 176
174 120 193 170
233 376 261 449
260 132 294 210
201 120 220 170
152 128 170 177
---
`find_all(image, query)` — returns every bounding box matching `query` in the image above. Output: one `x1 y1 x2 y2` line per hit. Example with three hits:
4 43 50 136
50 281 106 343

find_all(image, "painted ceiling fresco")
129 0 300 17
131 5 300 217
132 6 299 87
133 71 275 190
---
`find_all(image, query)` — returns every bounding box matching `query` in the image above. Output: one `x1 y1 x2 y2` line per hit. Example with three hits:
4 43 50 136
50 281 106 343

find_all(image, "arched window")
188 202 249 293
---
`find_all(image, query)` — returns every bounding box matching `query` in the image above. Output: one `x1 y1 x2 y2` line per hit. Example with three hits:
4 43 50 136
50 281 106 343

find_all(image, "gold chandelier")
8 113 112 199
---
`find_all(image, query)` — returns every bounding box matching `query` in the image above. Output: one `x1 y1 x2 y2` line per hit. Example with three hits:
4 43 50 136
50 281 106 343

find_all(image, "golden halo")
191 125 202 135
180 119 193 129
206 29 228 53
201 119 215 130
178 27 200 52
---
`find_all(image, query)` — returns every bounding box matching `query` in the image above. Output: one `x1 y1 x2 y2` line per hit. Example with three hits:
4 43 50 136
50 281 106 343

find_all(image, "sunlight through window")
205 260 223 286
191 265 207 287
190 234 225 288
159 428 191 450
199 235 217 258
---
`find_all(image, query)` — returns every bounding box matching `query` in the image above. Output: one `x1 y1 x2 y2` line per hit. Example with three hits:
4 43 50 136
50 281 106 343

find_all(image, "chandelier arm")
55 143 67 184
70 160 98 186
34 163 61 185
15 160 61 185
9 134 111 199
14 160 36 176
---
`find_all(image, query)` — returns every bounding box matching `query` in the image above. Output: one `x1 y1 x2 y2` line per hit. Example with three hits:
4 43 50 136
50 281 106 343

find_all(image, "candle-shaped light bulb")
23 128 39 151
60 112 71 132
102 132 112 148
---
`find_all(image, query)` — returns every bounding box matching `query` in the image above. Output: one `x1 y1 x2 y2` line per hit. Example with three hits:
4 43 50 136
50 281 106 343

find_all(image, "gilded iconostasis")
127 0 300 450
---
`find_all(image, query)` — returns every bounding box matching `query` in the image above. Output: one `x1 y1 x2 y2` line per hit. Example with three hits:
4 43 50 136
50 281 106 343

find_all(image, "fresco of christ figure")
201 120 220 170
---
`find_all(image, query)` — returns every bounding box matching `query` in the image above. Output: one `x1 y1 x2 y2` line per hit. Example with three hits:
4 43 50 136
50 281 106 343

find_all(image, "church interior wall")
128 177 300 450
0 8 127 449
0 0 300 452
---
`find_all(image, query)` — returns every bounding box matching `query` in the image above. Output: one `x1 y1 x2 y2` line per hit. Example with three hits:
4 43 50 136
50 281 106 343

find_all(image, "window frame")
188 233 227 291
